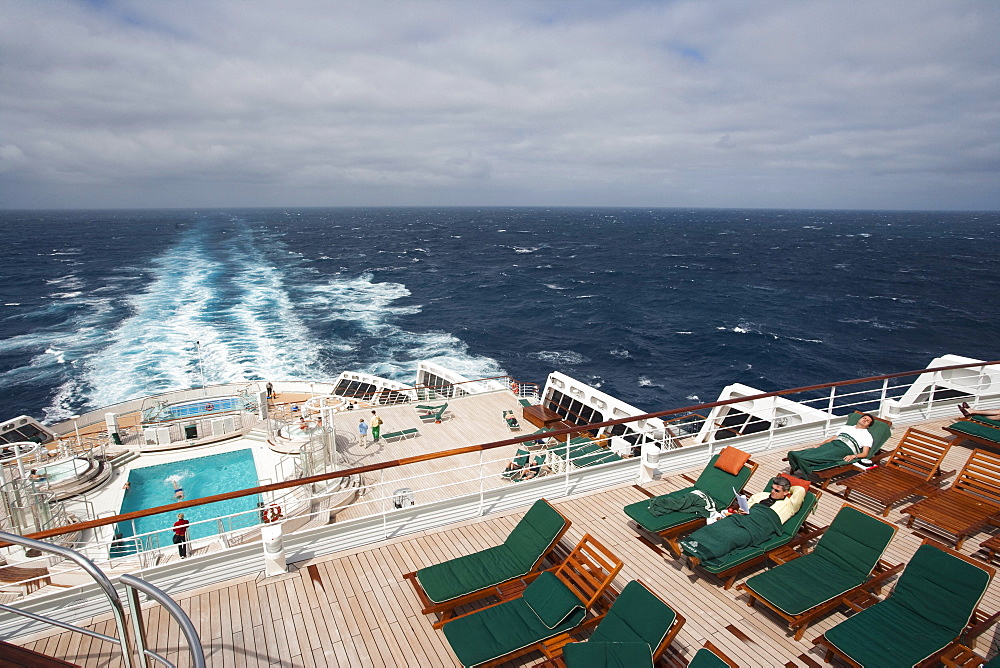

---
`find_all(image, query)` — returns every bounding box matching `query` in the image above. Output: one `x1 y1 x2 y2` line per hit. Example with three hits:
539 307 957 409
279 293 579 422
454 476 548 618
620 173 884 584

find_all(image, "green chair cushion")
623 454 753 533
442 576 586 667
688 647 731 668
968 414 1000 428
522 571 585 628
589 581 676 652
562 641 654 668
948 420 1000 443
743 506 894 616
417 499 567 603
823 544 992 667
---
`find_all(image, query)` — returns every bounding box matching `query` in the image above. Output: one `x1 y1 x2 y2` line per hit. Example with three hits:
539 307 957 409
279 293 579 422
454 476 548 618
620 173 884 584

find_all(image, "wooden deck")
12 415 1000 667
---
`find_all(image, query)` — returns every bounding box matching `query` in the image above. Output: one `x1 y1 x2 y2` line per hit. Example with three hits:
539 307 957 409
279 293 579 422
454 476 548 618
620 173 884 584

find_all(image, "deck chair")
403 498 571 627
558 580 686 668
901 447 1000 549
419 403 448 422
502 447 531 481
944 416 1000 451
840 427 951 516
814 540 1000 668
623 448 758 556
811 412 894 490
685 488 821 590
519 453 549 481
502 409 521 431
441 533 623 668
688 641 740 668
737 504 901 640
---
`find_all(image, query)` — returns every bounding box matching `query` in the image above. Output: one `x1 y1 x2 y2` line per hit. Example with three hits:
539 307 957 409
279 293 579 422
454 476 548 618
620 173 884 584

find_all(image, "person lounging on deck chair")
440 533 623 668
502 409 521 431
403 498 571 628
786 413 892 489
814 539 1000 668
502 447 531 481
737 504 902 641
623 447 757 556
557 580 686 668
681 474 820 589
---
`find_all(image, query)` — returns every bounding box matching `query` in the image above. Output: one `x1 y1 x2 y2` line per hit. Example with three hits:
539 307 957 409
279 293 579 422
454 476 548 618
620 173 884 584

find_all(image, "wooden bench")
901 448 1000 549
840 427 952 516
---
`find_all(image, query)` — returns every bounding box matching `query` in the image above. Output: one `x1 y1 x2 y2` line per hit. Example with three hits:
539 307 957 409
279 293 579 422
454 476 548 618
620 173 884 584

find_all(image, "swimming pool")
40 457 89 483
144 396 246 423
114 449 262 556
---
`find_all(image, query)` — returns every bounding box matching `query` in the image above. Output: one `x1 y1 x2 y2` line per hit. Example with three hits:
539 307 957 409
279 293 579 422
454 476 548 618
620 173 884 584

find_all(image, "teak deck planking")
11 413 1000 667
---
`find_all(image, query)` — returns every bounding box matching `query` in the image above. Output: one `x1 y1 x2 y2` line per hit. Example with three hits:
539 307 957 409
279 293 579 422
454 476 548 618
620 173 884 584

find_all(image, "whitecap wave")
528 350 588 366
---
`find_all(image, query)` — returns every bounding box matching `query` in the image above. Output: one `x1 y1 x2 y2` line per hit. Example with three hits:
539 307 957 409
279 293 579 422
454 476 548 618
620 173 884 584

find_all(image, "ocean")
0 207 997 424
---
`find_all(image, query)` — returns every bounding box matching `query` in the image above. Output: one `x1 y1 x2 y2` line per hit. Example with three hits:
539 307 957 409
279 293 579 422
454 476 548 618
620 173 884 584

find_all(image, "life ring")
265 504 282 523
205 403 214 411
511 381 519 395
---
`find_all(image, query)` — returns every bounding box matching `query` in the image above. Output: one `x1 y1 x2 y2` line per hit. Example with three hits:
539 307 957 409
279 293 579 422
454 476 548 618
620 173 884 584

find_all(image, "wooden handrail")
7 359 997 547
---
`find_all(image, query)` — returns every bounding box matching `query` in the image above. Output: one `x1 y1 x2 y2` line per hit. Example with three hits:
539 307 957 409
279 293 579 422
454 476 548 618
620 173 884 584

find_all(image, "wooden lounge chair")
840 426 951 516
440 533 623 668
689 641 740 668
901 447 1000 549
402 498 570 628
809 412 894 490
554 580 686 668
737 504 902 641
418 403 448 423
623 448 758 556
502 447 531 481
944 416 1000 451
685 488 822 590
814 539 1000 668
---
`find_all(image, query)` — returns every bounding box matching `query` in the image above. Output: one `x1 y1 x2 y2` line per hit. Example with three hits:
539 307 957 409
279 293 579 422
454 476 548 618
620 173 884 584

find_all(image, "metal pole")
72 415 82 451
196 340 206 392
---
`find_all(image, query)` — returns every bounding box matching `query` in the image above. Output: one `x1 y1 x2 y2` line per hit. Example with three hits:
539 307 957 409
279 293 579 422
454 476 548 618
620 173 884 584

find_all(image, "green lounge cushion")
743 506 894 616
523 571 585 628
688 647 731 668
442 574 586 667
416 499 568 603
623 454 753 533
823 543 992 668
562 641 653 668
949 420 1000 443
589 581 676 651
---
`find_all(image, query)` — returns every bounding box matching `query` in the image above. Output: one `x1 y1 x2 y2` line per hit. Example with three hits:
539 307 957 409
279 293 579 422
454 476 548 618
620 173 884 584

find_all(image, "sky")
1 1 998 211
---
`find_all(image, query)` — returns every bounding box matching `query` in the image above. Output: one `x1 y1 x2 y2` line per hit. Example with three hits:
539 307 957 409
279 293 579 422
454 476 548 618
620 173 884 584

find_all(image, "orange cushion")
777 472 810 492
714 446 751 475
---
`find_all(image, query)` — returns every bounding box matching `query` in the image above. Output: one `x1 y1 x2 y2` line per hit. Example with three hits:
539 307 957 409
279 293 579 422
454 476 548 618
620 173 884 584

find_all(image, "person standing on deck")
266 381 274 399
173 513 190 558
358 418 368 446
371 411 383 442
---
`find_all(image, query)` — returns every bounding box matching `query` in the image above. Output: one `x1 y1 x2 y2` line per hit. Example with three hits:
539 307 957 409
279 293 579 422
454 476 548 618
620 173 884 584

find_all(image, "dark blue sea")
1 207 997 424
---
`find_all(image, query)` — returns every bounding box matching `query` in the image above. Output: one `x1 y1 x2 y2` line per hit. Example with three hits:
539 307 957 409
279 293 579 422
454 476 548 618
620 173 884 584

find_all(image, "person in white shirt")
787 414 875 476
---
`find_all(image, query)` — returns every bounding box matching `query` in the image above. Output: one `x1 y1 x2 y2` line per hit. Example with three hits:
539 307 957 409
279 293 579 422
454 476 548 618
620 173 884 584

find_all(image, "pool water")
40 457 89 483
114 449 262 556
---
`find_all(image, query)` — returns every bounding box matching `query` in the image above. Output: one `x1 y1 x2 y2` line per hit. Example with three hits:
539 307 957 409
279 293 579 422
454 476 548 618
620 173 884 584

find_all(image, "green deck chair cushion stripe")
562 641 654 668
696 491 818 573
589 581 676 651
623 454 753 533
688 647 731 668
743 506 894 616
523 571 584 628
948 419 1000 443
823 543 992 668
442 574 586 667
416 499 568 603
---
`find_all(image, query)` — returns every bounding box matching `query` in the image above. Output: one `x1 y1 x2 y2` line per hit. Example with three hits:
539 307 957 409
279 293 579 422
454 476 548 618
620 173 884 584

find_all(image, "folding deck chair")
840 426 951 516
901 447 1000 549
807 412 894 490
440 533 623 668
814 539 1000 668
737 504 902 640
402 498 571 628
623 447 757 556
685 488 821 590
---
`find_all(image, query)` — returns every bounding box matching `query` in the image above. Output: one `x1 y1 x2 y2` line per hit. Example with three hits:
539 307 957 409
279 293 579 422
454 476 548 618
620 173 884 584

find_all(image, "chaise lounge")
737 504 901 640
840 426 951 516
814 539 999 668
944 414 1000 451
440 533 623 668
623 447 757 556
792 412 893 490
402 498 571 627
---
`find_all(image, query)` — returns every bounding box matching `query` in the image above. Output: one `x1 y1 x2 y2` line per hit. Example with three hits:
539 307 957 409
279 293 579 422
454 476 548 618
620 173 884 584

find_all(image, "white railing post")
877 379 889 419
825 386 836 433
477 449 485 517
